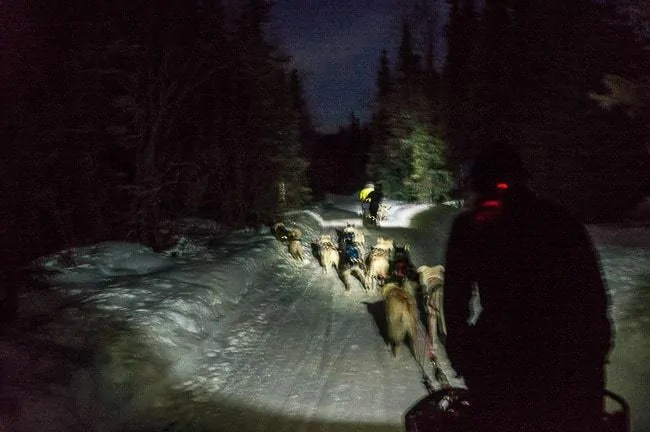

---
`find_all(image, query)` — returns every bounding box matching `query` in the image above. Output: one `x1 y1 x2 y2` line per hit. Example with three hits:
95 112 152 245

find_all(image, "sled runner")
404 387 630 432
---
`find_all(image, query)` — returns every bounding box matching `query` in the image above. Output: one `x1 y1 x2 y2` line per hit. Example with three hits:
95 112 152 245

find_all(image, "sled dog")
343 224 365 249
416 265 447 343
371 237 394 263
288 239 304 262
382 282 418 357
272 222 301 242
272 222 291 241
401 275 420 298
288 227 302 240
365 247 391 292
376 203 391 223
373 237 394 254
336 228 367 291
318 234 340 273
392 244 418 280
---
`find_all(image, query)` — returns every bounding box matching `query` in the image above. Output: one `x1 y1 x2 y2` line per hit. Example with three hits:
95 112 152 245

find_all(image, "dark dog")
335 228 366 291
271 222 301 243
391 244 418 282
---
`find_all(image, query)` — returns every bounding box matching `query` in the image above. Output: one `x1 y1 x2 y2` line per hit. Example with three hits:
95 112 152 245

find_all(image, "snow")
1 195 649 432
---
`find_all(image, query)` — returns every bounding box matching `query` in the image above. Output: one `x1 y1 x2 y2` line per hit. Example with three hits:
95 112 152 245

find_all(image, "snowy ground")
1 195 649 432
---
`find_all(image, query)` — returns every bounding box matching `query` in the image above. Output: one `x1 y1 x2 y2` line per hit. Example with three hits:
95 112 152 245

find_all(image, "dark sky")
271 0 447 134
0 1 447 135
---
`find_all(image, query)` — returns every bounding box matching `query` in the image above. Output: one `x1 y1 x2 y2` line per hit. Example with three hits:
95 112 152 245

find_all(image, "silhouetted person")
359 182 375 218
367 184 383 223
443 140 613 432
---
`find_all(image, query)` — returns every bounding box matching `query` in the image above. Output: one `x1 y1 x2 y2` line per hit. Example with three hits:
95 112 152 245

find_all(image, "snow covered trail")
199 259 431 427
179 209 458 431
3 197 649 432
1 203 458 432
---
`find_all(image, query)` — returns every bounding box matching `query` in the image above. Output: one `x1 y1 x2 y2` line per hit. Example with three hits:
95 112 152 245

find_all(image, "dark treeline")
2 0 649 270
319 0 649 220
316 20 453 204
1 0 314 268
441 0 649 220
308 113 372 199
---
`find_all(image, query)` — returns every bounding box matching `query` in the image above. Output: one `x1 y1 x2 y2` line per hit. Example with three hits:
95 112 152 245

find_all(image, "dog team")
271 221 446 359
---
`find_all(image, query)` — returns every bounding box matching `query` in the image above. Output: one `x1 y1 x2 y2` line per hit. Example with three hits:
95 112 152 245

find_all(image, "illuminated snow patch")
285 209 361 228
378 203 433 228
37 242 173 284
286 203 432 229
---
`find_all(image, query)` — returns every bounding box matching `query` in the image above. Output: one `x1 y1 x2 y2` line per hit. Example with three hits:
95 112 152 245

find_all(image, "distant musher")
366 184 384 225
358 182 375 219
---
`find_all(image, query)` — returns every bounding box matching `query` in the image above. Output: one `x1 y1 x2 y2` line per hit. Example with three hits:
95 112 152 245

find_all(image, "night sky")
0 1 448 134
271 0 448 134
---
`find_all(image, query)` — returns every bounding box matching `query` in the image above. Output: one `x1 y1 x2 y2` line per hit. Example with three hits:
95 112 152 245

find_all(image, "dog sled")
363 203 390 227
403 338 629 432
404 384 630 432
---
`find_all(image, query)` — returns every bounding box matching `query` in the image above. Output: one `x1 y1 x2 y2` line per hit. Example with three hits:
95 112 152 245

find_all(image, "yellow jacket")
359 186 374 202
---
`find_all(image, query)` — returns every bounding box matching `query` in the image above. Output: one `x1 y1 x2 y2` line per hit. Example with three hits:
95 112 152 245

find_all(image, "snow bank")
298 194 433 229
17 223 295 430
6 204 650 432
36 242 174 284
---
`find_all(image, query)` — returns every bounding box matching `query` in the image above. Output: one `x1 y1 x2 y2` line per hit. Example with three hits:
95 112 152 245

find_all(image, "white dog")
373 237 394 256
375 203 391 223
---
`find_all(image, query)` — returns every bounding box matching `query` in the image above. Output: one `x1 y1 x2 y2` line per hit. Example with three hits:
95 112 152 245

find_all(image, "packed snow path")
162 203 462 431
1 195 649 432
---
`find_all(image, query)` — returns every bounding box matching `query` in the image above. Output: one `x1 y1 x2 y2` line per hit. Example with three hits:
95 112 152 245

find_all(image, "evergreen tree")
0 0 317 263
230 0 311 224
508 0 648 220
443 0 480 174
367 50 394 184
377 49 393 101
397 20 420 88
367 21 452 202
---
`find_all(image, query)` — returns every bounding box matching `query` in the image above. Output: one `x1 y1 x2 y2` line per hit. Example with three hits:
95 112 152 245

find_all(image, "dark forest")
1 0 648 270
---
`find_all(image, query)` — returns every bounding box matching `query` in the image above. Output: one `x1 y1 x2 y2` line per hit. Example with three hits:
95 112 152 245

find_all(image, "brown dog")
365 247 390 292
288 227 302 240
272 222 291 241
382 282 418 357
288 239 304 262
